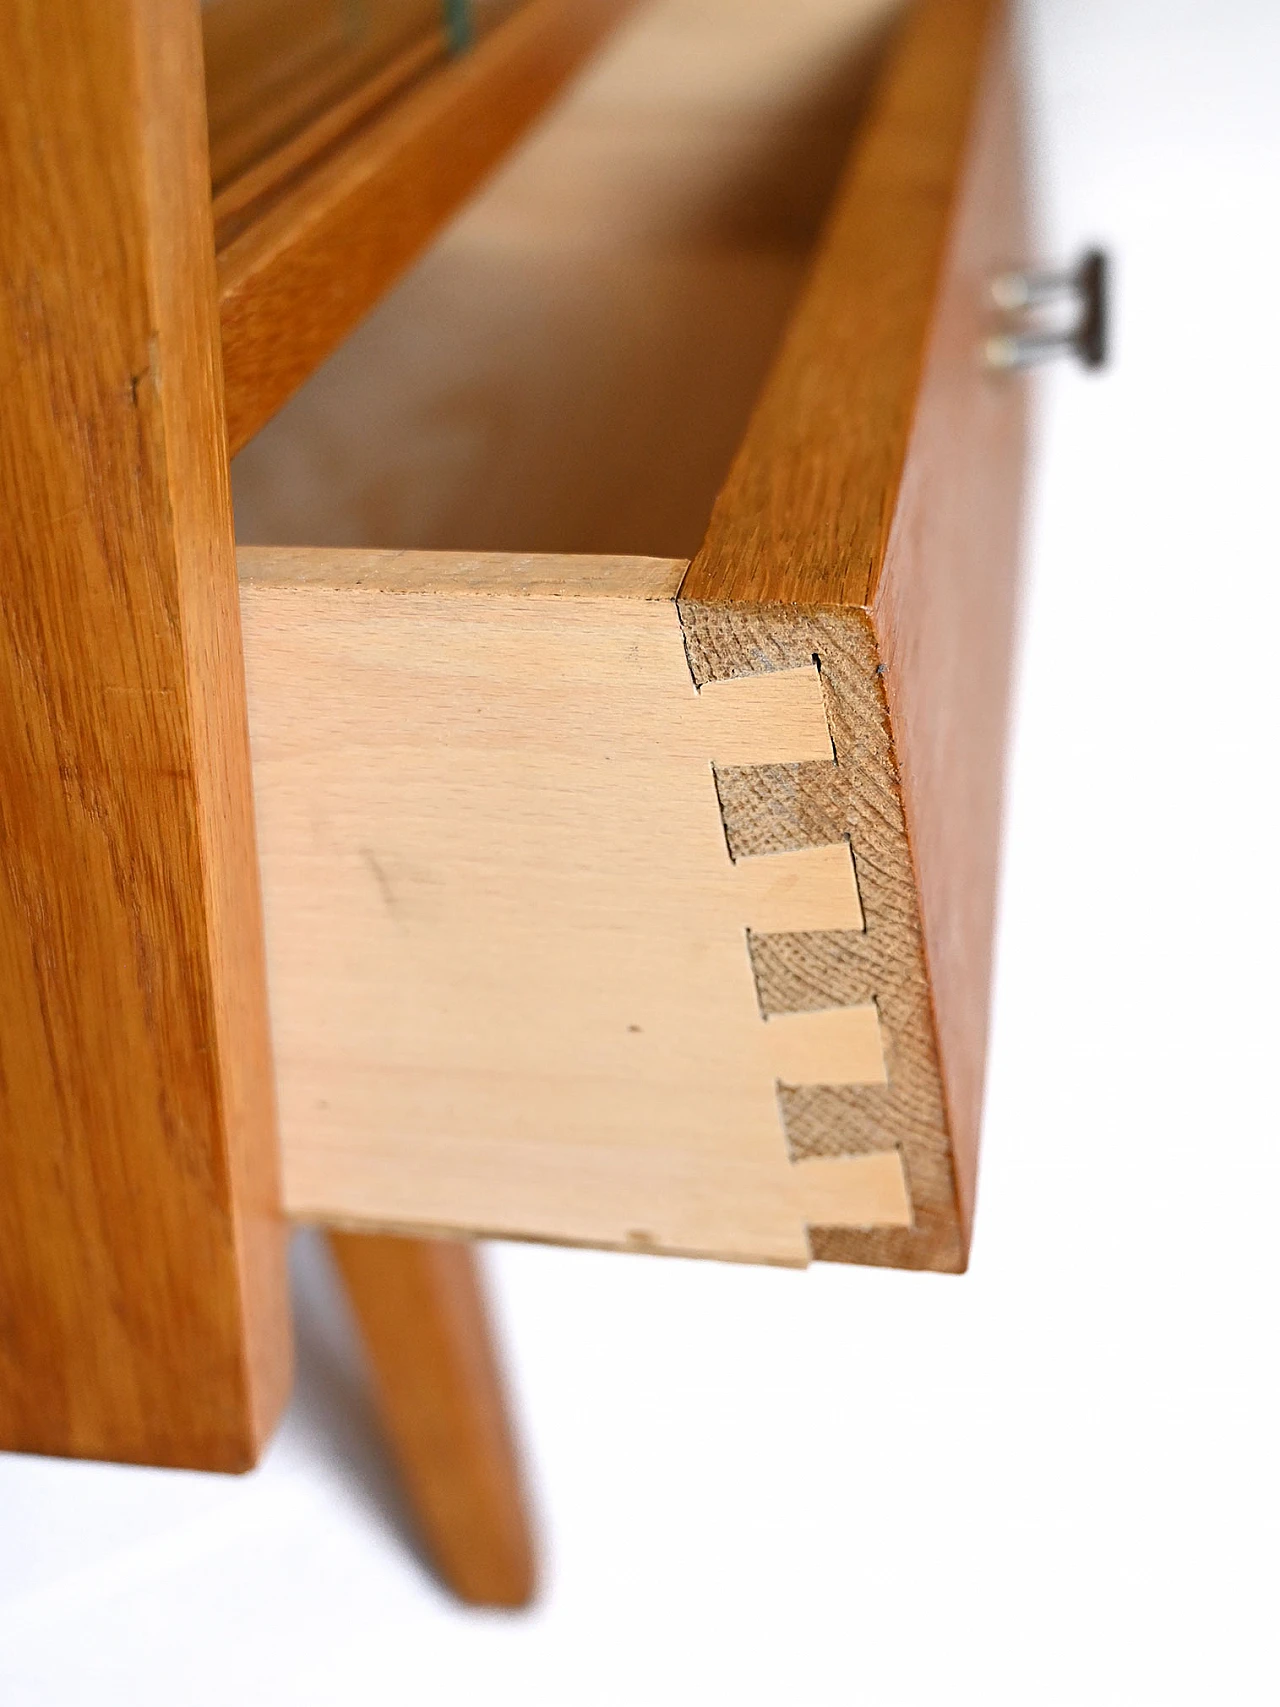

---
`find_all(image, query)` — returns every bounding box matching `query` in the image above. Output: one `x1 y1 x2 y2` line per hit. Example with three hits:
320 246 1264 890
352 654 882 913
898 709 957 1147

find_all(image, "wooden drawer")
235 0 1027 1273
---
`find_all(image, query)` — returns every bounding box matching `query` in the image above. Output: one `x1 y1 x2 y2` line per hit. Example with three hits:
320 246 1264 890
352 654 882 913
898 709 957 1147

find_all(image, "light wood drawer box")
235 0 1027 1274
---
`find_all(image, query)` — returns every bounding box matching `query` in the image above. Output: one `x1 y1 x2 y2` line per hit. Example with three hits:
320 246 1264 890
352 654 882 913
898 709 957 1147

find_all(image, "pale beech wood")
236 546 687 599
696 668 835 766
736 844 864 934
241 549 906 1264
327 1231 536 1607
218 0 640 453
791 1154 910 1228
766 1007 887 1087
0 0 290 1466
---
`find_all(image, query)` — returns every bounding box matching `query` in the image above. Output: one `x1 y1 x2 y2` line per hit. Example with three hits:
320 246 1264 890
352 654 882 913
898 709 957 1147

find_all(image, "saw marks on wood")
241 547 915 1264
678 601 961 1271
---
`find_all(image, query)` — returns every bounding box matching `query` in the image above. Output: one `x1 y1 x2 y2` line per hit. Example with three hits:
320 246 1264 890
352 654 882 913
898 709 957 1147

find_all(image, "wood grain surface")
218 0 639 453
679 601 961 1270
0 0 290 1466
204 0 450 193
680 0 1028 1261
230 0 902 555
327 1231 536 1607
229 0 1025 1271
681 0 1001 609
241 549 914 1263
868 0 1027 1242
210 24 451 249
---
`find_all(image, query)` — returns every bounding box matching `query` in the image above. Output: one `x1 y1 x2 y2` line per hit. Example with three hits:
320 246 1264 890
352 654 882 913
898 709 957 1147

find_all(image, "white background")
3 1 1278 1700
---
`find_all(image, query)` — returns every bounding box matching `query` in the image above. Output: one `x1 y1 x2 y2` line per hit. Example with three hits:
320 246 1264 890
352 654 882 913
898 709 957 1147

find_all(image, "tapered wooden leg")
326 1231 536 1607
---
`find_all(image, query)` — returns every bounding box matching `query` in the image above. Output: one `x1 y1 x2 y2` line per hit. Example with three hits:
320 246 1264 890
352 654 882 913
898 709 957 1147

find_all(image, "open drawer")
233 0 1027 1273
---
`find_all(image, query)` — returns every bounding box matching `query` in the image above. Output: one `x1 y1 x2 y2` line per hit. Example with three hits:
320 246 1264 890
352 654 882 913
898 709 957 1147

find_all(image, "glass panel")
203 0 519 195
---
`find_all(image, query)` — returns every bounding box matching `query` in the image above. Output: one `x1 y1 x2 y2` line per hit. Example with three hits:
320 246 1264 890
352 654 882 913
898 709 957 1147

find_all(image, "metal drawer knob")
985 248 1109 371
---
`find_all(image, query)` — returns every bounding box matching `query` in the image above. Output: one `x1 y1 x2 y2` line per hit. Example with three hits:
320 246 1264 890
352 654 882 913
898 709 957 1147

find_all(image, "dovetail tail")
793 1148 913 1231
676 603 960 1262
